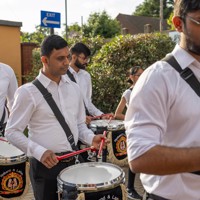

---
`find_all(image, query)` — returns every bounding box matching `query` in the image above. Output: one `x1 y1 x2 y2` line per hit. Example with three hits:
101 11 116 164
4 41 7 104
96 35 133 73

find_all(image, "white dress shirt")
0 63 18 123
5 71 95 161
125 45 200 200
68 66 103 116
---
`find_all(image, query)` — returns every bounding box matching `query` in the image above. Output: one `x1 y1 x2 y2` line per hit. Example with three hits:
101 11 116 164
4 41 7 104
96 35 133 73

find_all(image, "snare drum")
89 119 124 134
0 138 30 199
89 120 128 166
57 162 126 200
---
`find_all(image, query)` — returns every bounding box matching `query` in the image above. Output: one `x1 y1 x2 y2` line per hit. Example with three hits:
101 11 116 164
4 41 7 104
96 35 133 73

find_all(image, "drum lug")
75 155 80 164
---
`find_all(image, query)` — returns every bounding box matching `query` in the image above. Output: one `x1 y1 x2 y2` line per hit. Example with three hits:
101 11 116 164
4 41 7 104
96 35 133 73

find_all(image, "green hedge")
88 33 175 113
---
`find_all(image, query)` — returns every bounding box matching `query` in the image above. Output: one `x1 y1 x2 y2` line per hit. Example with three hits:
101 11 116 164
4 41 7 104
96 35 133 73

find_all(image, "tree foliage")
82 10 121 38
88 33 175 113
134 0 174 19
20 25 51 44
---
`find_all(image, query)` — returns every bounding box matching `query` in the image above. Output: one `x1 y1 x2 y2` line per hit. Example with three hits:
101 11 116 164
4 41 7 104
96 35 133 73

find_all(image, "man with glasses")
67 42 105 124
67 42 112 162
125 1 200 200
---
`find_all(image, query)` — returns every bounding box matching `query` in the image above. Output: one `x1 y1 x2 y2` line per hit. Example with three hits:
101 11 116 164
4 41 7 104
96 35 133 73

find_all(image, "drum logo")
115 134 127 156
116 136 126 156
1 170 24 195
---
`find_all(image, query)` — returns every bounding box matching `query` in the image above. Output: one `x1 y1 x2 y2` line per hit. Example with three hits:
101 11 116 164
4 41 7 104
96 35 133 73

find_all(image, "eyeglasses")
78 55 90 63
187 15 200 25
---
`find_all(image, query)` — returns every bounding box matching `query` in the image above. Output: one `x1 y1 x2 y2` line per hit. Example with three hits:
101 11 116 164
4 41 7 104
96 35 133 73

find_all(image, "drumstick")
97 130 107 158
0 137 8 142
56 146 96 161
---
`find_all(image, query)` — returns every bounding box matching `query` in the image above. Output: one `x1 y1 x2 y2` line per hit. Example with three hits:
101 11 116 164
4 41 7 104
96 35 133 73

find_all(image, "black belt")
147 193 169 200
191 171 200 175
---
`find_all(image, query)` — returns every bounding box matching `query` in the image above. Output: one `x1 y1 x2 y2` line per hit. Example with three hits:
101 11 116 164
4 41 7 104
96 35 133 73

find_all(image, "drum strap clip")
75 155 80 164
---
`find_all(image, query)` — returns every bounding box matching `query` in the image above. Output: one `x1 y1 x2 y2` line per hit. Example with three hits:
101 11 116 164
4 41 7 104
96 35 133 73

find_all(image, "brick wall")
21 42 38 84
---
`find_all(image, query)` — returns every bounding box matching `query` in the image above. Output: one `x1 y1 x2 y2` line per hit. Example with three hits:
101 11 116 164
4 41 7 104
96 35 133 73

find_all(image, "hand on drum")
40 150 59 168
92 134 109 150
101 113 114 120
85 115 92 125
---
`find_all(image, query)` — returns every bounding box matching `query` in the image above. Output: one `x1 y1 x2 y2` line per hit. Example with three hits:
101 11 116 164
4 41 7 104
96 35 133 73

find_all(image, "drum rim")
89 119 125 131
57 162 125 192
0 154 27 165
0 139 27 165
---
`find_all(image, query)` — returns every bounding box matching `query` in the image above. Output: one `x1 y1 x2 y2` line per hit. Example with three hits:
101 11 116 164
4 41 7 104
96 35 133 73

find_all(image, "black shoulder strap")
66 69 92 116
0 107 6 126
162 54 200 97
32 79 77 151
67 69 77 83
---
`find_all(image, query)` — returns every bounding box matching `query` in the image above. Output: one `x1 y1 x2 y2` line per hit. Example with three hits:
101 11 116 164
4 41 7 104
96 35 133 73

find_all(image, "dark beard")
75 59 87 70
185 34 200 56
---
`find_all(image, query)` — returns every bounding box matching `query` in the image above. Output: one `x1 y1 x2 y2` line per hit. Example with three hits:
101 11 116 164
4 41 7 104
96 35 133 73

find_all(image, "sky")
0 0 143 34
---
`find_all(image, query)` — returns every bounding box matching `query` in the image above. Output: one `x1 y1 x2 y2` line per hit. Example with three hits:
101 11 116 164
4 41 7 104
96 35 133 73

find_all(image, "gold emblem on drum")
115 135 127 156
1 172 23 194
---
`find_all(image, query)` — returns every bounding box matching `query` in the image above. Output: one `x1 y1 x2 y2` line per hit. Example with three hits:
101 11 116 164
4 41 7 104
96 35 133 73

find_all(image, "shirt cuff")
27 140 47 161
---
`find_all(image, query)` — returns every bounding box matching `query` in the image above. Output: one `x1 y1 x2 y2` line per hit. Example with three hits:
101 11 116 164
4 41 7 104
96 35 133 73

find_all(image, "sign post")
41 10 61 29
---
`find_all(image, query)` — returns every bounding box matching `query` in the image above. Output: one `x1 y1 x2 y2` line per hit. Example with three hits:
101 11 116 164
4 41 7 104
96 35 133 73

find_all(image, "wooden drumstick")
56 146 96 161
97 130 107 158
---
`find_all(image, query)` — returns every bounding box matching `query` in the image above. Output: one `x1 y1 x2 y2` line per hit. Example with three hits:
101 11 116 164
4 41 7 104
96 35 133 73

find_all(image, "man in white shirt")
5 35 107 200
125 0 200 200
0 62 18 136
67 42 104 124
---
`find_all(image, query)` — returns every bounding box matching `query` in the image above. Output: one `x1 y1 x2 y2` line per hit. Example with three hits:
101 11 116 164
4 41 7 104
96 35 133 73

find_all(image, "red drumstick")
0 137 8 142
97 130 107 158
97 116 113 158
56 146 96 161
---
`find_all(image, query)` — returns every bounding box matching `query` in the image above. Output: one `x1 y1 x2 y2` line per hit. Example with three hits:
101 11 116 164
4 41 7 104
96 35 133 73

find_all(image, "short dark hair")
174 0 200 19
70 42 91 57
40 34 68 57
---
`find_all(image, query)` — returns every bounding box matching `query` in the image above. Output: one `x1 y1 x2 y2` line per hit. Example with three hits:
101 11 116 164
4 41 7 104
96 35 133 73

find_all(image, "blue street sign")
41 10 61 28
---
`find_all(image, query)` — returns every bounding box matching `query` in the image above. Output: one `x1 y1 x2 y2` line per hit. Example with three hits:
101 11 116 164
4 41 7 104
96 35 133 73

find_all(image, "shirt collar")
69 66 84 74
37 70 70 88
172 45 197 70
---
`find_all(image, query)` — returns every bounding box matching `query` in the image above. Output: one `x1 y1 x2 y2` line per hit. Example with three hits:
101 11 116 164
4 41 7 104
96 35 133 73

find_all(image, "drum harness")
0 102 7 136
32 79 81 164
67 69 91 116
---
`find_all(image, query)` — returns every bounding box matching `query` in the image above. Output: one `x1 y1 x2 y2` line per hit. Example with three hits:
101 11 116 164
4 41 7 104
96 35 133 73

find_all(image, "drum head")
0 138 26 165
89 120 124 131
57 162 125 192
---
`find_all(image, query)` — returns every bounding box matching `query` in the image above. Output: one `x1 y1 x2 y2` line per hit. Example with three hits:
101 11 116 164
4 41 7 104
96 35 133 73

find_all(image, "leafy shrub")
88 33 175 113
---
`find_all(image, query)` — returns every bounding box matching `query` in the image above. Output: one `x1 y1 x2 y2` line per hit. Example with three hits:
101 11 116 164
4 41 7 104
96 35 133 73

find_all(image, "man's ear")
41 56 48 63
172 16 183 32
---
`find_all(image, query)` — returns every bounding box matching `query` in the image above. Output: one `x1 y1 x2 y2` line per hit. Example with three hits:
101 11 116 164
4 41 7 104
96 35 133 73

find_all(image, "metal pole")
160 0 163 32
65 0 67 39
50 28 54 35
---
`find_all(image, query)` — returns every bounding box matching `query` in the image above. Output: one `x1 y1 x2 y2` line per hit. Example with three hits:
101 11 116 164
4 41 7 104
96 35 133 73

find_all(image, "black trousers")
127 167 136 189
145 193 170 200
29 157 76 200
